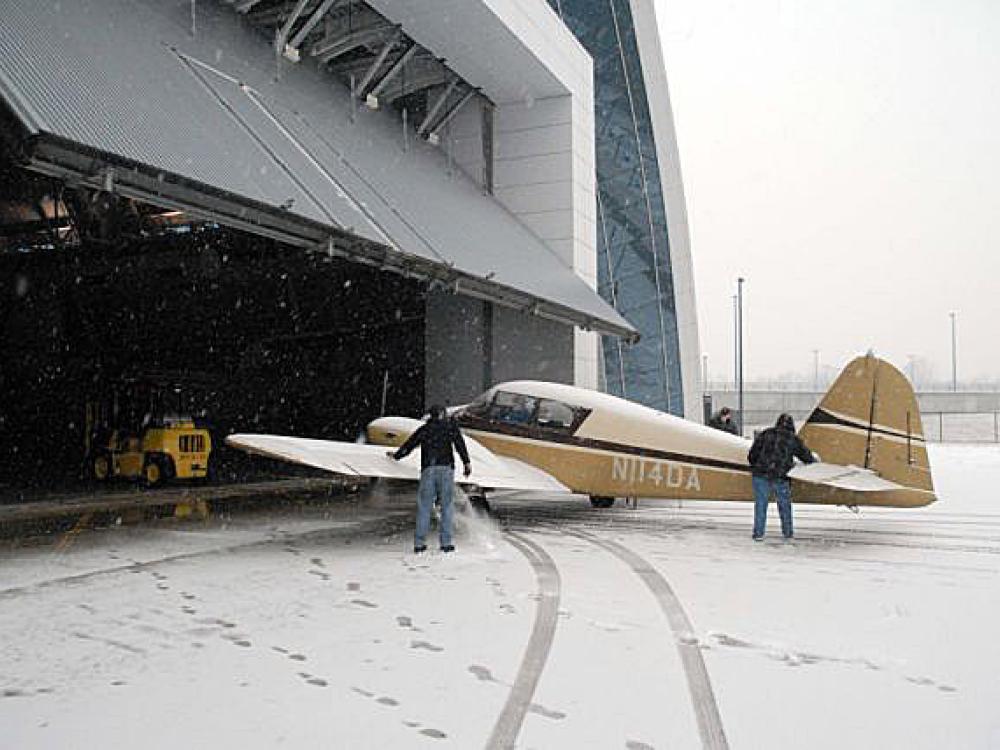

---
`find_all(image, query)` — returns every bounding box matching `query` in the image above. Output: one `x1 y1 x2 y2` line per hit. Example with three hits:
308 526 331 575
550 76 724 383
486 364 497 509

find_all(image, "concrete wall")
708 389 1000 441
492 93 599 389
424 292 489 407
710 389 1000 416
425 293 574 407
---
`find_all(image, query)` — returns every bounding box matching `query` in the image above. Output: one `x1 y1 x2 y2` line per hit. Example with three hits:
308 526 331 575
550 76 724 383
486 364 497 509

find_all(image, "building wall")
425 293 574 408
437 1 601 391
547 0 702 419
371 0 610 397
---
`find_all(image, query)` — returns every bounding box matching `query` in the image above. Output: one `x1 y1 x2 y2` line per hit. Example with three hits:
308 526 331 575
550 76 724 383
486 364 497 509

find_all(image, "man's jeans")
416 465 455 548
752 475 793 539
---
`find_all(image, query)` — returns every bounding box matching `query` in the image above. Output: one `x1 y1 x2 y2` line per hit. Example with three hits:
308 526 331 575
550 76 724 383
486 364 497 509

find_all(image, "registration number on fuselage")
612 455 701 492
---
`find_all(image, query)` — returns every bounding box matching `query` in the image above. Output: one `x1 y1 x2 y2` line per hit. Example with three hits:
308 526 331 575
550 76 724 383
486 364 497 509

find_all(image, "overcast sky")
654 0 1000 384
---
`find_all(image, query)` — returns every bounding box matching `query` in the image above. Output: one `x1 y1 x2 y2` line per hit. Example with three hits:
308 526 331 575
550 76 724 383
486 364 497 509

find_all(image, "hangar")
0 0 695 490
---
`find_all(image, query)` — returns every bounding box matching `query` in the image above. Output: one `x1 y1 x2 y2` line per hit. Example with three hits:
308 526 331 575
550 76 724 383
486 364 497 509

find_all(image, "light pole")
950 311 957 392
732 294 738 393
812 349 819 391
737 277 745 436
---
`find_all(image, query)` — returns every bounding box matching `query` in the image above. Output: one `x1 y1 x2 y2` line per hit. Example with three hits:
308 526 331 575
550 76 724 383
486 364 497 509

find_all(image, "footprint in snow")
419 728 447 739
377 696 399 706
352 599 378 608
347 582 361 591
528 702 566 720
468 665 498 683
626 741 655 750
711 633 753 649
410 640 443 652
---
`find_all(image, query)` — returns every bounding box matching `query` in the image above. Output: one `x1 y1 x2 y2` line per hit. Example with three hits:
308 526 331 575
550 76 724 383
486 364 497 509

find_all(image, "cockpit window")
536 399 576 430
489 391 538 425
456 389 589 434
462 389 495 418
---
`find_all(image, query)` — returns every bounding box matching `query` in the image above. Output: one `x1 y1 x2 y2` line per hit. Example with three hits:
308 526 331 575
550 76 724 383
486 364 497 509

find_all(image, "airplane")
226 354 935 509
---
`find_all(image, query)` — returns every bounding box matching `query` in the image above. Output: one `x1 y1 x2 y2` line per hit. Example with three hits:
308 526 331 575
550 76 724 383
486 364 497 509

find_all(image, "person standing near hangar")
390 405 471 554
747 413 815 541
708 406 739 435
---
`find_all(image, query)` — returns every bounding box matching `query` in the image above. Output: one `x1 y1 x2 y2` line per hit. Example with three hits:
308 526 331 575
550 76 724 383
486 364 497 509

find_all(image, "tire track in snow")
568 529 729 750
486 531 561 750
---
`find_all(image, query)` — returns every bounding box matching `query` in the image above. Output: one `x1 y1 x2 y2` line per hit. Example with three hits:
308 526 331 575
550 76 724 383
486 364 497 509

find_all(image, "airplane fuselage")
367 378 934 508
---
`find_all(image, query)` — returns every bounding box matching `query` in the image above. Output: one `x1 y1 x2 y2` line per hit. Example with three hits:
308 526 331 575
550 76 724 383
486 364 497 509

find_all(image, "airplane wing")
225 433 570 493
787 461 905 492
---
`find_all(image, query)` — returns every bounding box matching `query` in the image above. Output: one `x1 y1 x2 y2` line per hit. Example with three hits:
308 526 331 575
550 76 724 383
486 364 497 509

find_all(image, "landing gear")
469 494 491 513
589 495 615 509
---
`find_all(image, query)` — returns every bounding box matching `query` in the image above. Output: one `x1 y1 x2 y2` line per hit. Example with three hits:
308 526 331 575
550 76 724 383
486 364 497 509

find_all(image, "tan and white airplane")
227 354 935 509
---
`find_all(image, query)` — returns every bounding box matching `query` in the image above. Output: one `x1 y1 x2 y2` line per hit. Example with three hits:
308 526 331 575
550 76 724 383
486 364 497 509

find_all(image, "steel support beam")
427 87 478 138
353 29 403 97
417 78 458 136
234 0 263 13
367 41 417 98
275 0 312 56
312 25 394 63
287 0 342 52
384 72 448 103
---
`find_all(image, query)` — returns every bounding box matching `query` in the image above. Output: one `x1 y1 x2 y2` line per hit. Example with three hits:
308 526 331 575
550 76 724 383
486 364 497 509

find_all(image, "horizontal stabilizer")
788 461 904 492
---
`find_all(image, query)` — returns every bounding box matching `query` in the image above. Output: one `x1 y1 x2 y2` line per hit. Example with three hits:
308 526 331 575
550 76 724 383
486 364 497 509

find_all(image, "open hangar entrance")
0 154 426 493
0 0 636 496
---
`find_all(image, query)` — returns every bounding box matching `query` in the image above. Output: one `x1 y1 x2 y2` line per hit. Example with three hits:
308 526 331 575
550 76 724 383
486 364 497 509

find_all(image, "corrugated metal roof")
0 0 635 338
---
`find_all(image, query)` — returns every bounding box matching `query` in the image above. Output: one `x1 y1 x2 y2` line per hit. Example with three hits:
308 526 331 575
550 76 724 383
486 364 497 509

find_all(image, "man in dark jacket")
747 413 815 540
390 404 471 553
708 407 739 435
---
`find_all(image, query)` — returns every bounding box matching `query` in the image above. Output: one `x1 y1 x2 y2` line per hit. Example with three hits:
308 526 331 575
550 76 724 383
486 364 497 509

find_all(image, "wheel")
93 453 112 481
470 495 491 513
143 458 164 487
589 495 615 509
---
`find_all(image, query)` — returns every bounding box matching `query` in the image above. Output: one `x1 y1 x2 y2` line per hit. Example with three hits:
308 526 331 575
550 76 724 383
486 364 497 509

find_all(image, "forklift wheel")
144 459 163 487
93 454 112 481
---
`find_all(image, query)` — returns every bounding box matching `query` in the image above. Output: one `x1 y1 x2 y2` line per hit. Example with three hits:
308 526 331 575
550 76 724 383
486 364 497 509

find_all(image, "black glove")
463 462 472 478
387 450 399 460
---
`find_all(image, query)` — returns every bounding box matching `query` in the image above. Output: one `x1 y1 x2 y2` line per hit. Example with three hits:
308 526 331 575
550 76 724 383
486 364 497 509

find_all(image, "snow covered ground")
2 444 999 749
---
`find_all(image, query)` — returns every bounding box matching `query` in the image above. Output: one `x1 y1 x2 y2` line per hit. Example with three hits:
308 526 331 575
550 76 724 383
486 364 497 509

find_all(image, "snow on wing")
225 434 569 493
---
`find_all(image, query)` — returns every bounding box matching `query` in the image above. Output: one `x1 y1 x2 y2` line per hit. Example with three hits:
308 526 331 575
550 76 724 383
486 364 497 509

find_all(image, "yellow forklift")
84 378 212 486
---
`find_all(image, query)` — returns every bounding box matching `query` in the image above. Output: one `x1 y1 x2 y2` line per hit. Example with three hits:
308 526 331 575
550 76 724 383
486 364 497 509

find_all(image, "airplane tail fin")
798 354 934 494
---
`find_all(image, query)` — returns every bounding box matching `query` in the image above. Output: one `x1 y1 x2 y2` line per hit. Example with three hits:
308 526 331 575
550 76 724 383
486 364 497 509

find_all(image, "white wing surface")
788 462 905 492
225 433 569 493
